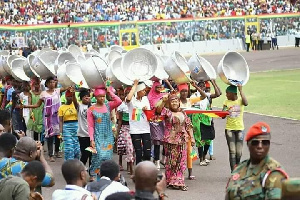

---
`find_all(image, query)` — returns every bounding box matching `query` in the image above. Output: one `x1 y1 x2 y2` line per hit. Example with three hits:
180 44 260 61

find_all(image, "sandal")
188 176 196 180
180 185 188 191
119 165 124 171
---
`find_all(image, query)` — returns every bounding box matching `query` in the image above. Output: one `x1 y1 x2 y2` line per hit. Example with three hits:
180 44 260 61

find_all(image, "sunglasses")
250 140 270 146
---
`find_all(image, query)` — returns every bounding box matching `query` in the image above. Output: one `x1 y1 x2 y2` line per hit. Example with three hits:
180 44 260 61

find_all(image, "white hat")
136 82 146 93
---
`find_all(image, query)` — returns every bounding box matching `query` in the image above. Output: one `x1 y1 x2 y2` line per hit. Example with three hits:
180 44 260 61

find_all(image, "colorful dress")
27 92 44 134
58 102 80 160
117 102 134 163
87 91 121 177
161 107 191 187
40 89 61 138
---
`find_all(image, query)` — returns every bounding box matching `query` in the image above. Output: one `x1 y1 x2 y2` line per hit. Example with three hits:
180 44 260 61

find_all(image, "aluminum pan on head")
164 51 190 84
68 44 85 61
11 58 30 82
111 57 133 86
0 55 10 77
23 55 40 78
57 61 74 88
217 51 249 86
106 50 122 65
4 55 22 74
65 62 89 89
80 56 108 89
187 54 216 82
121 48 157 82
110 45 124 53
55 52 76 73
151 54 169 81
32 50 58 79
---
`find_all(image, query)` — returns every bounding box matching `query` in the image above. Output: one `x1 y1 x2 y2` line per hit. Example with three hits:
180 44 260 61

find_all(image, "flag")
183 108 229 118
190 148 198 161
131 108 142 121
5 101 12 109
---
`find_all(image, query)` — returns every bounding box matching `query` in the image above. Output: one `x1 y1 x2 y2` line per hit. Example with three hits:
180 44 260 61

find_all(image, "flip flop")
181 185 188 191
188 176 196 180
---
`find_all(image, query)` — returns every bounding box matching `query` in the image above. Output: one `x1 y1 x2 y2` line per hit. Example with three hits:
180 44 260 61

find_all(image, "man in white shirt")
52 159 95 200
86 160 129 200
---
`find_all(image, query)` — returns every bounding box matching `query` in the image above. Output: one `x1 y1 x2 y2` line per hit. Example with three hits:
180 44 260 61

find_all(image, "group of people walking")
2 72 299 199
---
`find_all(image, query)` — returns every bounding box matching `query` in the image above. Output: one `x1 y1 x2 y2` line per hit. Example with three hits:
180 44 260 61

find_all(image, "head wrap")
148 81 165 109
245 122 271 141
65 90 73 97
4 75 13 81
135 82 146 93
94 85 106 97
168 94 179 101
205 81 211 88
178 83 188 92
226 85 237 94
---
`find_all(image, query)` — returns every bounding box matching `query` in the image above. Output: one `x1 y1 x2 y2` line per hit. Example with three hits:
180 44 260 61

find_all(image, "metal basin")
121 48 157 82
106 50 122 65
80 56 108 89
110 45 124 53
66 62 89 89
32 50 59 79
106 58 125 88
68 44 84 61
0 55 10 78
55 52 76 74
111 57 133 86
57 61 74 88
164 51 190 84
11 58 30 82
151 54 169 81
23 54 40 78
217 52 249 86
188 54 216 82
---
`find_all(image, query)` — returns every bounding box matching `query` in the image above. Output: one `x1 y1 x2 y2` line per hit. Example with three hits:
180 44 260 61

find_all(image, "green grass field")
212 69 300 120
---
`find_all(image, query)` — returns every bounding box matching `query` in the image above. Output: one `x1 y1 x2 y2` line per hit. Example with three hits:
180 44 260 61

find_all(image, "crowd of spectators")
0 0 299 25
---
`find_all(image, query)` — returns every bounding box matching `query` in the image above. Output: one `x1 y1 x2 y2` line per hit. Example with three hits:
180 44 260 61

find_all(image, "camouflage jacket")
226 156 288 200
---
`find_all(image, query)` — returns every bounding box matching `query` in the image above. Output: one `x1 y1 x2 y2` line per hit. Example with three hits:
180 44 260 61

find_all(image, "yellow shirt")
223 99 244 130
58 103 78 122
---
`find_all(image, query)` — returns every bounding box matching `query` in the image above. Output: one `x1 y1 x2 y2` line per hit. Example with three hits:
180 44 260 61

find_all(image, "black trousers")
47 135 60 157
78 137 92 167
198 145 210 159
246 43 250 52
154 145 160 161
131 133 151 165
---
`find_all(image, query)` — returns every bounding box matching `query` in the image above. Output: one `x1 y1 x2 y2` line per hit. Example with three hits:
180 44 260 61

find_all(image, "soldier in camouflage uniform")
226 122 289 200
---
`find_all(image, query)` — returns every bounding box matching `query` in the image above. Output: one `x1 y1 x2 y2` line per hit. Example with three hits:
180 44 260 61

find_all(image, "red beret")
245 122 271 141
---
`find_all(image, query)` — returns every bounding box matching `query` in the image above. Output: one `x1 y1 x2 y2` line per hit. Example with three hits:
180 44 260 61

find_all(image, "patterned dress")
161 107 191 187
89 104 114 176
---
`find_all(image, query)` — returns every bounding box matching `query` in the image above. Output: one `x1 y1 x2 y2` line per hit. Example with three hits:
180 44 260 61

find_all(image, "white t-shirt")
19 92 30 117
126 96 150 134
99 177 130 200
52 185 94 200
77 103 89 137
190 92 211 110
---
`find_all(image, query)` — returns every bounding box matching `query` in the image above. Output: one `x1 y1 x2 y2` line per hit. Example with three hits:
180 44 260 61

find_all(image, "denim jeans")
225 130 244 171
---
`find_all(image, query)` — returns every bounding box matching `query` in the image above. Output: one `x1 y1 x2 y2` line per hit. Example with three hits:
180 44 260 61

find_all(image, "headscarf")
226 85 237 93
135 82 146 93
94 85 106 97
205 81 211 88
178 83 188 92
148 81 165 109
65 90 72 97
